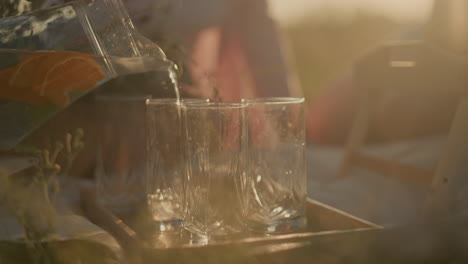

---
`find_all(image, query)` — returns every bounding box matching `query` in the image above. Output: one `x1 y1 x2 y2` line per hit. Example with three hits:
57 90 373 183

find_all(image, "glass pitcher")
0 0 179 150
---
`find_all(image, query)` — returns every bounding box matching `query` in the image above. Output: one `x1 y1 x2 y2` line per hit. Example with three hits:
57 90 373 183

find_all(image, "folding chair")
335 41 468 216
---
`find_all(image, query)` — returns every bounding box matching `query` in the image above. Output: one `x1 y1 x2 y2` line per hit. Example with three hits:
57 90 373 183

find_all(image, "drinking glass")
242 97 307 233
145 98 209 231
95 95 150 213
182 102 247 239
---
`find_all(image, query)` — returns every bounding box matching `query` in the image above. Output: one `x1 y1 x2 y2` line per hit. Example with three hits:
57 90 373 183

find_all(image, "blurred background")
269 0 433 99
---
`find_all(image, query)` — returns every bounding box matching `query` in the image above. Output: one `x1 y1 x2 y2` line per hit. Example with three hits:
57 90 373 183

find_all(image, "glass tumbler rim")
241 97 305 105
181 102 246 110
96 94 152 101
146 98 209 105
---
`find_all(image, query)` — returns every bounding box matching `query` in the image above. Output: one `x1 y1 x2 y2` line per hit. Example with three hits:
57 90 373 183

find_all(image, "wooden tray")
143 198 381 263
81 189 382 264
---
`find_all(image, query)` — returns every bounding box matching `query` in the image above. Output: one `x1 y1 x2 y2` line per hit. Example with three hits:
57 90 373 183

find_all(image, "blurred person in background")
122 0 303 102
34 0 302 102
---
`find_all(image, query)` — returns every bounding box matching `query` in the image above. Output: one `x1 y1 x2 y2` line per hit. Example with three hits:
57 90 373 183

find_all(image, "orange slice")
32 51 106 106
1 51 105 106
0 64 47 105
9 52 48 88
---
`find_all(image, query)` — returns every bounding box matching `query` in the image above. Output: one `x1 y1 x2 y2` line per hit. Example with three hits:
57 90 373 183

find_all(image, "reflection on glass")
145 98 208 232
242 97 307 234
182 102 247 239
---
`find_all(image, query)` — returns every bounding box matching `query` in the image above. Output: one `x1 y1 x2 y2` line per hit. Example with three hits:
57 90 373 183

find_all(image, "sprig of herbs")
1 128 85 264
0 0 32 18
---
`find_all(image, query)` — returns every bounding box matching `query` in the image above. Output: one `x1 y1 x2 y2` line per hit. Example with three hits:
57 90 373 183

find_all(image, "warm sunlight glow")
268 0 433 25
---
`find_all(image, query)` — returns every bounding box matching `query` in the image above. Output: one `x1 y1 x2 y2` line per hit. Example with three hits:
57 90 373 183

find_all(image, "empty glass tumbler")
95 95 150 213
242 97 307 233
182 102 247 238
145 98 208 231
